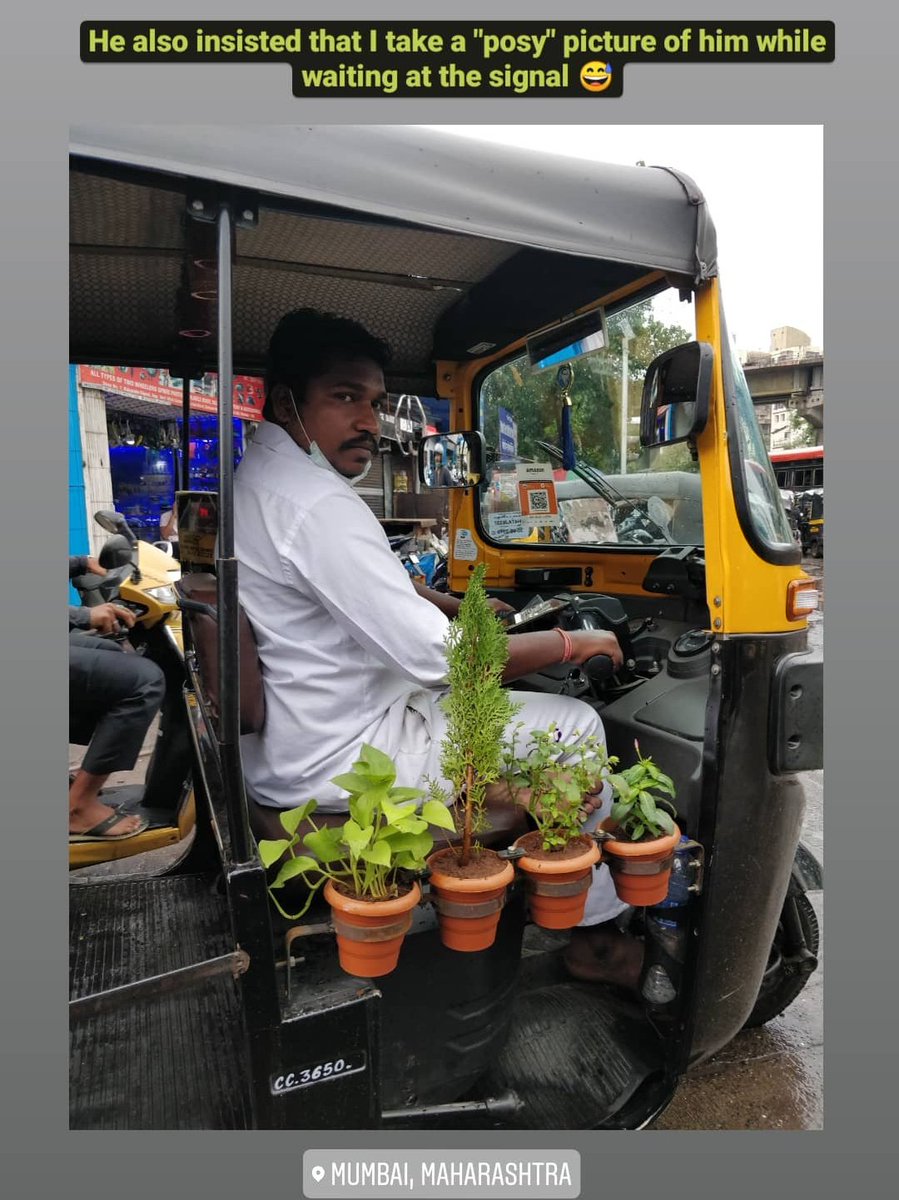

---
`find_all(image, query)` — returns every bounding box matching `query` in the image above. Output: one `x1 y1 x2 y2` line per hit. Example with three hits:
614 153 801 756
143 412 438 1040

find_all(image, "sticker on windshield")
487 512 526 540
453 528 479 561
516 462 560 525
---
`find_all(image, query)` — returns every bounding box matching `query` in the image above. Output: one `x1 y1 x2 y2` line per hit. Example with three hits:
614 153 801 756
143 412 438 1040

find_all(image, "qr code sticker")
528 489 550 513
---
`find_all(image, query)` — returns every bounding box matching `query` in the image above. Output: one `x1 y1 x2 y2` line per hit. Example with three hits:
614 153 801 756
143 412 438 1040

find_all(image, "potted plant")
257 743 455 977
600 741 681 907
425 564 520 952
501 723 608 929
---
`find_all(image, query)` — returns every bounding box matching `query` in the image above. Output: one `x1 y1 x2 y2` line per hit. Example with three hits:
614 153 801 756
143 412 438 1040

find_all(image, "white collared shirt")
233 420 450 809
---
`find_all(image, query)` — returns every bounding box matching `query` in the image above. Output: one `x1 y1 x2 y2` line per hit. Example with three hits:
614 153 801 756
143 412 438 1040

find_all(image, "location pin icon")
311 1166 325 1183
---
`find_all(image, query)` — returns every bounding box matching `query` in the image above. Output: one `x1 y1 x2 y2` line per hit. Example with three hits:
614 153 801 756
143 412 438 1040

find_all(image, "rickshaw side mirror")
418 431 485 488
640 341 713 449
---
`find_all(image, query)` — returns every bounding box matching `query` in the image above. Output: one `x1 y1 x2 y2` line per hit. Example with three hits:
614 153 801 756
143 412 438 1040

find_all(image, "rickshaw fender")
790 839 823 893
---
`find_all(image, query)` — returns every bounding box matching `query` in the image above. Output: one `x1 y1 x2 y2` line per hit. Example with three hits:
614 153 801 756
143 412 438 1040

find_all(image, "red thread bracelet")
557 628 573 663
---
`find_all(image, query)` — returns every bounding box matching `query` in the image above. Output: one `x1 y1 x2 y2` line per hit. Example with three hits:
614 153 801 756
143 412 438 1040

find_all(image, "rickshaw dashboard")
502 588 710 707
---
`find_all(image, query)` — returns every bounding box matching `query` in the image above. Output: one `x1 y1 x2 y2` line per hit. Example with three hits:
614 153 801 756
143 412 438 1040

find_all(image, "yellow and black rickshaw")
68 125 822 1129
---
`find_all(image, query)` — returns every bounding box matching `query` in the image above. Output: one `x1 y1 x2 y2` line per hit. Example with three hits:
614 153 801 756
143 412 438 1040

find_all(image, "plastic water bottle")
641 837 691 1013
654 835 692 909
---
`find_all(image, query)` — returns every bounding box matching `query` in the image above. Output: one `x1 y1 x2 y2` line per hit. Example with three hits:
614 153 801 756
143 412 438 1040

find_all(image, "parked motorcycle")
69 511 193 868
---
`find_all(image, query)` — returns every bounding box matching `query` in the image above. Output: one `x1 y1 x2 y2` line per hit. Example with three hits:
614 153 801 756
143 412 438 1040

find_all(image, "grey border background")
1 0 896 1191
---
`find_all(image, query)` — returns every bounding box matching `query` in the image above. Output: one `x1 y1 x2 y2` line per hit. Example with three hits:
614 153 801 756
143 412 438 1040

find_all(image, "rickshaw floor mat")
479 962 660 1128
69 874 253 1129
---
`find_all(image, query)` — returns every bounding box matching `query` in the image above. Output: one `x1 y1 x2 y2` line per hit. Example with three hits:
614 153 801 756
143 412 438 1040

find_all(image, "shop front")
71 365 263 555
70 367 450 554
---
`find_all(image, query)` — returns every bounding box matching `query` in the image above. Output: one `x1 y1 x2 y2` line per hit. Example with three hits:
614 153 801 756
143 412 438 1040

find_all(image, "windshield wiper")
537 440 675 543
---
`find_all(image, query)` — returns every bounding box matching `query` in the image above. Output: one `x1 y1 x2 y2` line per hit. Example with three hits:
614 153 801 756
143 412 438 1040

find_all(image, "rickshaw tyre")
742 890 819 1029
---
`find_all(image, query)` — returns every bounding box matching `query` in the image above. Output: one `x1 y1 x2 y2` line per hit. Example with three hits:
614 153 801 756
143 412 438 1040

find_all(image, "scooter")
69 511 194 869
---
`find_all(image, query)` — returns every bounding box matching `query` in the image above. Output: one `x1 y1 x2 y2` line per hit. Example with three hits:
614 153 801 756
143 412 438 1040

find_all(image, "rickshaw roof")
69 124 717 394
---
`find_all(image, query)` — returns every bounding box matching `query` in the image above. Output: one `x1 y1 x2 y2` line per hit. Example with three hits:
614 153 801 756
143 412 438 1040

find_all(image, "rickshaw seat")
175 572 266 734
175 572 529 864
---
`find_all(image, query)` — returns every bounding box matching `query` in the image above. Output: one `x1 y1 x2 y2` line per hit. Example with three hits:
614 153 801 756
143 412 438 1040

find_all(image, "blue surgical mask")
288 389 373 485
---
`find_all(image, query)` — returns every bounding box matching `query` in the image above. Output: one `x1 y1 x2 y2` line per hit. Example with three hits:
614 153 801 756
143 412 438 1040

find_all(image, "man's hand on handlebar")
89 603 136 635
503 625 623 682
565 629 624 672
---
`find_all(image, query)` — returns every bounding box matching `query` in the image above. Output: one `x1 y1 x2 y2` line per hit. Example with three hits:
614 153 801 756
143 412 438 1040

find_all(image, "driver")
233 308 641 990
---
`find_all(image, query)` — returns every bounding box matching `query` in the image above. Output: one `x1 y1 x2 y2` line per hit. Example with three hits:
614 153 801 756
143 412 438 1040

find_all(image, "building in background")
741 328 823 452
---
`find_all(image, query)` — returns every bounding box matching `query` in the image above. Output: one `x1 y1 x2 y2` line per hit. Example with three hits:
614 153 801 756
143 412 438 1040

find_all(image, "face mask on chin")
287 389 373 485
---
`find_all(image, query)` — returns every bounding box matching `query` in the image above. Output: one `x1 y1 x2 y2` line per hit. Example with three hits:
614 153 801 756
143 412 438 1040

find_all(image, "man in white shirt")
233 308 641 989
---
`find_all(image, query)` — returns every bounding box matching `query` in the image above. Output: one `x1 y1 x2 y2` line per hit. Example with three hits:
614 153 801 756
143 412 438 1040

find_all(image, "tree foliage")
481 298 691 472
789 411 819 447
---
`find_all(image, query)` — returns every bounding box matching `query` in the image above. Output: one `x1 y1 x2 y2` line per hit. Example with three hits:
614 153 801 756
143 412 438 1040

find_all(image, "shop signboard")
78 365 265 421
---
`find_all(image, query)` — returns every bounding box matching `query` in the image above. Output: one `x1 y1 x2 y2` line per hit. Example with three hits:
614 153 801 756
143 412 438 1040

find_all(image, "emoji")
580 61 613 92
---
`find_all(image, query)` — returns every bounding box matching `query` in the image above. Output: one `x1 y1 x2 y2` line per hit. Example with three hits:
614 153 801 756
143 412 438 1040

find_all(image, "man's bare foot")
563 921 643 991
69 800 144 838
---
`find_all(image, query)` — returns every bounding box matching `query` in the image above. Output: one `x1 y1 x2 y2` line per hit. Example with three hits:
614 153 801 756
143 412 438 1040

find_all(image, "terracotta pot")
513 833 601 930
600 821 681 907
426 848 515 952
324 880 421 978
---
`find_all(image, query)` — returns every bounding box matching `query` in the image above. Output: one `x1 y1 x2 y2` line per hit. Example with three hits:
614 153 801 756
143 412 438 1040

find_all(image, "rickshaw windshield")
727 340 796 548
477 289 704 549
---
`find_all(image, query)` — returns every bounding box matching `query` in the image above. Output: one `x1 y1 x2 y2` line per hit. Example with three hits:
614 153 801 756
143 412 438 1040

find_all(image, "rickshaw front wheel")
743 890 820 1029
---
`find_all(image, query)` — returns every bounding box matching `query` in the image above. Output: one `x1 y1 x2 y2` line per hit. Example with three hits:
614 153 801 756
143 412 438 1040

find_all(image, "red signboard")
78 365 265 421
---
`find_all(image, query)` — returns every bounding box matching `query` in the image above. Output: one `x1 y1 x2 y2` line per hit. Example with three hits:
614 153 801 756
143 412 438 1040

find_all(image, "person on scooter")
233 308 641 990
69 556 164 841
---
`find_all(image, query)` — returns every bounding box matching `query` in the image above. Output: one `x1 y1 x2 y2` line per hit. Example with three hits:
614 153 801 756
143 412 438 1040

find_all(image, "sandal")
69 811 149 842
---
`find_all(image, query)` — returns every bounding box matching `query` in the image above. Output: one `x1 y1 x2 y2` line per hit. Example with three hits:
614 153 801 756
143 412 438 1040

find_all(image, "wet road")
653 557 824 1130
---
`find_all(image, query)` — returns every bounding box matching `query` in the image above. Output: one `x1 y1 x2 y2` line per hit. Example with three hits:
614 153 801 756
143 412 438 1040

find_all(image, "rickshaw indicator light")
786 580 819 621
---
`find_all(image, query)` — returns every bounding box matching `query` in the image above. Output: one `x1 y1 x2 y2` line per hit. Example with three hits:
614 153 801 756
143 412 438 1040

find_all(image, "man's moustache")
341 437 378 452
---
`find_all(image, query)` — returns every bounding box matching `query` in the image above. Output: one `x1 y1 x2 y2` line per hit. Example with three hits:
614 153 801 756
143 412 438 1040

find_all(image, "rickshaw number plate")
271 1051 366 1095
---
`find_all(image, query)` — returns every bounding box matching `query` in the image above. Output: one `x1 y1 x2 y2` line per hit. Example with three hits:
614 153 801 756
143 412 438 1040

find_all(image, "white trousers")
390 688 628 928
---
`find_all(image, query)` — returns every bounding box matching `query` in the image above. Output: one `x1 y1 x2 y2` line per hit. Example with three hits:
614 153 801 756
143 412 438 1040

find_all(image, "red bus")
769 445 824 492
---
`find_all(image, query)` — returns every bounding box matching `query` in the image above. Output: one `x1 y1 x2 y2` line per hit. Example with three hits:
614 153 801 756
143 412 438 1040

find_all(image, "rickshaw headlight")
786 579 819 621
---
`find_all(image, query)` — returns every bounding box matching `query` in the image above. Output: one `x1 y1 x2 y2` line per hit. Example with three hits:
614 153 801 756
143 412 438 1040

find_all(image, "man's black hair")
263 308 391 422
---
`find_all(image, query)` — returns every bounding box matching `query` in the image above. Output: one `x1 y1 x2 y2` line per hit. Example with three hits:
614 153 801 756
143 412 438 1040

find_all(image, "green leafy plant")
502 722 615 852
257 743 456 918
436 563 520 867
607 741 678 842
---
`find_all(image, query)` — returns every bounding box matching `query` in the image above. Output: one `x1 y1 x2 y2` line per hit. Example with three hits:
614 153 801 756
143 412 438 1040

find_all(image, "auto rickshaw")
68 124 822 1129
798 491 825 558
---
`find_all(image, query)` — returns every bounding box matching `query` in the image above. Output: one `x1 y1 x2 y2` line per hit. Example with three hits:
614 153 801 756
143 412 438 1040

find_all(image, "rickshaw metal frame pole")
181 374 191 490
214 199 253 864
178 371 195 658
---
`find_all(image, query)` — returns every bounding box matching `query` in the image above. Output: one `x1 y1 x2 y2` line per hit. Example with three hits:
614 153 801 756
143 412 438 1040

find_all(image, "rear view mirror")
640 342 713 448
94 509 138 547
419 432 485 488
527 308 607 371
